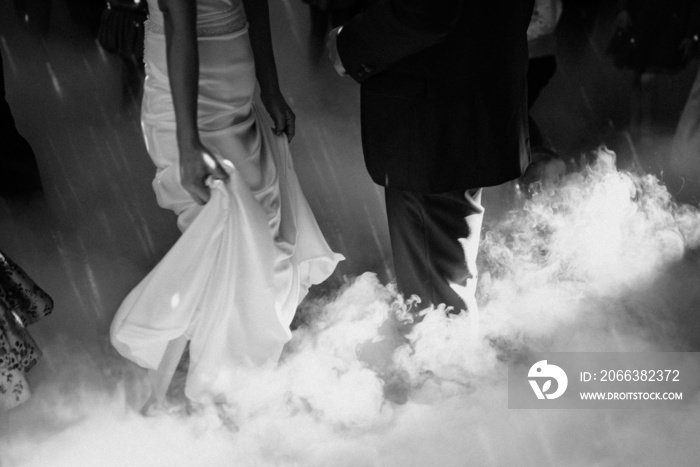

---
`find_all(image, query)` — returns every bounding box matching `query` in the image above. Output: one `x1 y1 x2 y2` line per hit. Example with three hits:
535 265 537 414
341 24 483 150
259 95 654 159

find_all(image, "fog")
3 149 700 466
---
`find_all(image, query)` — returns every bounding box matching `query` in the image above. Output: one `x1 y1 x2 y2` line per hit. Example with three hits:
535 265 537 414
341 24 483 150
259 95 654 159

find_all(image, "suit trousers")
385 187 484 314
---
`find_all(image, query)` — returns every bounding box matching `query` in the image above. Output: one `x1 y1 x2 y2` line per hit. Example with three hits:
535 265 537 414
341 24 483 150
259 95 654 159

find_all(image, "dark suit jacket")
337 0 534 193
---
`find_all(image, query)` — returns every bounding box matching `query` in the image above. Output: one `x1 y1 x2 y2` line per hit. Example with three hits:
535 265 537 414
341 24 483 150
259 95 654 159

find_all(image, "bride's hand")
261 89 296 142
179 140 230 205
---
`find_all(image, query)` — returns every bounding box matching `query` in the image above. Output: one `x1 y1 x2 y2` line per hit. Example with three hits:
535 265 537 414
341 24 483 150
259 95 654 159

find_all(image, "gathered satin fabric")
110 0 342 403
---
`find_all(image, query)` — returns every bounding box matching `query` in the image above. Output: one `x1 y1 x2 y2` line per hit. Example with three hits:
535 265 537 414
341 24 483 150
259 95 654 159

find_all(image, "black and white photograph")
2 0 700 465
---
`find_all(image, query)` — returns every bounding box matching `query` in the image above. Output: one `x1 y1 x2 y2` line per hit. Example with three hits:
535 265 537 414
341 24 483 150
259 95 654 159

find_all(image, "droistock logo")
510 353 700 408
528 360 568 400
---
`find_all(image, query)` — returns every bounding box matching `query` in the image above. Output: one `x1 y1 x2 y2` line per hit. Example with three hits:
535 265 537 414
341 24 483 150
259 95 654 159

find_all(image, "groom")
329 0 534 313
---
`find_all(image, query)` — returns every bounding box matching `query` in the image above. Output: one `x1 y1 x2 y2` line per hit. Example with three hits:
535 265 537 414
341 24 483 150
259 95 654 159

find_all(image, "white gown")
110 0 343 403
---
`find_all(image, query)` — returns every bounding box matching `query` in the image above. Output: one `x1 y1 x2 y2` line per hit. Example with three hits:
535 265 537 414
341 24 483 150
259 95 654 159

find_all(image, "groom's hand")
326 26 347 76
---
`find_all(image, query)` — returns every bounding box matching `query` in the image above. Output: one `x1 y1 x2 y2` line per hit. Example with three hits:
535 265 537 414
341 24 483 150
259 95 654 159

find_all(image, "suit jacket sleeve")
336 0 464 82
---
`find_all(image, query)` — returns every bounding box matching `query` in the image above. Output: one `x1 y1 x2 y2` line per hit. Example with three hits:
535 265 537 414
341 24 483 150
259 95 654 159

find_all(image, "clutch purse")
97 0 148 59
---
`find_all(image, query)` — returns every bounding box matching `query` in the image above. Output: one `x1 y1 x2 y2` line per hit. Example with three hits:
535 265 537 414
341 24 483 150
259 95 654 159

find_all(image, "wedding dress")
110 0 342 403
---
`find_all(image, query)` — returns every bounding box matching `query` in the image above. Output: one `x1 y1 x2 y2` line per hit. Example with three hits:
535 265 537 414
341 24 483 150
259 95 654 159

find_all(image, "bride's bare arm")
158 0 228 204
158 0 198 148
241 0 296 141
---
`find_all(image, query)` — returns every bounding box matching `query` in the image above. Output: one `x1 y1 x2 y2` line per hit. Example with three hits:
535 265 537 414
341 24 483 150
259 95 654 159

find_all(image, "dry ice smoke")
2 148 700 466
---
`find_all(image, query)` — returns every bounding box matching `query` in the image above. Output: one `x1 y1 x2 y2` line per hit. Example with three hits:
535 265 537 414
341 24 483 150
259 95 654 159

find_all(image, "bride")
110 0 342 404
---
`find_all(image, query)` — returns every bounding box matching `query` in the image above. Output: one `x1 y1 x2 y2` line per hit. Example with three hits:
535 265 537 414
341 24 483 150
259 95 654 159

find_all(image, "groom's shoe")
381 369 410 405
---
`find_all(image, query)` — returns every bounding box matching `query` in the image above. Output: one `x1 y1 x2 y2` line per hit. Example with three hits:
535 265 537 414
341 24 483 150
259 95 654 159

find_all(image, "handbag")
97 0 148 60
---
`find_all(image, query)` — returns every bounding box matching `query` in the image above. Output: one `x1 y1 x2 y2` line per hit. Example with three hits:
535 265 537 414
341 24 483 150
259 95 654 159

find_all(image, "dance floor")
2 1 700 466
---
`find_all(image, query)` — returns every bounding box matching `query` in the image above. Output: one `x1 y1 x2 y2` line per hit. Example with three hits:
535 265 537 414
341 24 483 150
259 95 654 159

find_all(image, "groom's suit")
336 0 534 311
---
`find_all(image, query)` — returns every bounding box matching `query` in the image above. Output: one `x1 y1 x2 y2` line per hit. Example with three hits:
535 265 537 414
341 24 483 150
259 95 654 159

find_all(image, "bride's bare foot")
139 393 163 417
